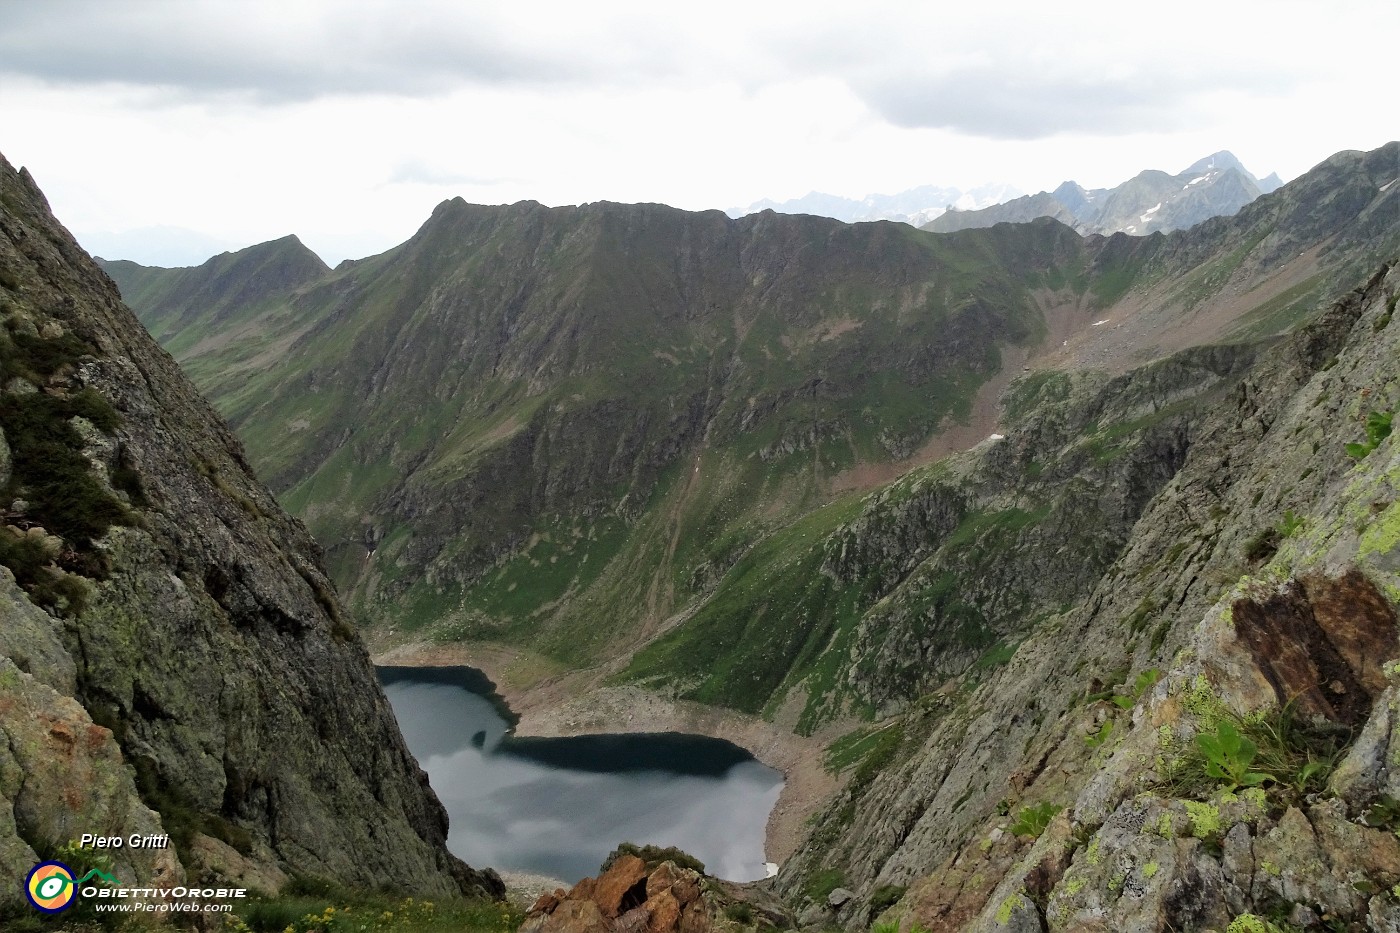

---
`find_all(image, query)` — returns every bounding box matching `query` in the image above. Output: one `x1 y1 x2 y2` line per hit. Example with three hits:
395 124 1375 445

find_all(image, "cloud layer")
2 0 1394 266
0 1 1325 137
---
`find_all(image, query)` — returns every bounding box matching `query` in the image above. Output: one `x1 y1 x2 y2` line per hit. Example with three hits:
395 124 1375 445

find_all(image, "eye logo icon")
25 861 76 913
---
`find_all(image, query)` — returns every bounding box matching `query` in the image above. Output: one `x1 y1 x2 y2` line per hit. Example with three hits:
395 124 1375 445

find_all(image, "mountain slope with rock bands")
104 145 1400 726
97 143 1400 929
0 152 502 917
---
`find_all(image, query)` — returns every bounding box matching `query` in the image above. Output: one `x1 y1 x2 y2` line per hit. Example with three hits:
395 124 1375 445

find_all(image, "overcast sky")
2 0 1396 266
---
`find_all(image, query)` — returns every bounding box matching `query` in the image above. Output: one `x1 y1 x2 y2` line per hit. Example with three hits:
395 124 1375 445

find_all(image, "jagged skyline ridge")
1 0 1394 265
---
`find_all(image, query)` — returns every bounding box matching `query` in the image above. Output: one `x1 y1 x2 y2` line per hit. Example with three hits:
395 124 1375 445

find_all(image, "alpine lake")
378 666 784 883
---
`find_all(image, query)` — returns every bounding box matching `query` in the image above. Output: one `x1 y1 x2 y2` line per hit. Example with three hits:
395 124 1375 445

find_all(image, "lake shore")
372 640 847 868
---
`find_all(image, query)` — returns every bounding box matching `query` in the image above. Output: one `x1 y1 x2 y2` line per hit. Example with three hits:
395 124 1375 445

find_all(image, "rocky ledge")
523 850 792 933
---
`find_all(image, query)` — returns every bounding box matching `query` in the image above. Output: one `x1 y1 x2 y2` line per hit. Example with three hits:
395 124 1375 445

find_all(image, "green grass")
1080 397 1197 462
1090 250 1152 307
943 505 1051 552
621 492 869 721
824 723 903 773
229 891 522 933
1227 272 1327 339
972 639 1019 671
1002 369 1073 425
804 868 847 904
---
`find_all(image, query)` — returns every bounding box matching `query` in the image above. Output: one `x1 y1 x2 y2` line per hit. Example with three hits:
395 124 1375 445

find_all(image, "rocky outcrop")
522 854 790 933
0 153 501 910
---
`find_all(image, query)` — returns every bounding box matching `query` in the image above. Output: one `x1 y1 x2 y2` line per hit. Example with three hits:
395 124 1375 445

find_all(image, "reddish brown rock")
646 861 701 907
592 854 649 919
519 857 733 933
531 893 561 915
678 901 712 933
1231 571 1399 726
615 905 651 933
643 890 681 933
521 899 610 933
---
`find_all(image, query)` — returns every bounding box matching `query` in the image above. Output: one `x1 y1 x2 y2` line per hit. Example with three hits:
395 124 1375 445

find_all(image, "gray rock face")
781 259 1400 930
823 342 1259 714
0 153 502 907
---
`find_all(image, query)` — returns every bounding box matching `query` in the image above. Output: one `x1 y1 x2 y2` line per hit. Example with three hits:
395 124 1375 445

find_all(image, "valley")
105 143 1400 737
4 137 1400 932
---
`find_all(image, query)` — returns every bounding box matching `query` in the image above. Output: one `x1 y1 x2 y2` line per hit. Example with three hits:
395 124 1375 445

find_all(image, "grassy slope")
111 145 1400 727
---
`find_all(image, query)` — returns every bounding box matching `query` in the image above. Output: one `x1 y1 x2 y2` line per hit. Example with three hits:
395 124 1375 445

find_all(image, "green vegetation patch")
621 493 869 722
1002 369 1073 425
824 723 903 774
944 504 1052 552
0 323 134 613
1165 701 1350 805
229 888 521 933
1008 801 1062 838
1228 272 1328 340
803 868 846 904
600 842 705 875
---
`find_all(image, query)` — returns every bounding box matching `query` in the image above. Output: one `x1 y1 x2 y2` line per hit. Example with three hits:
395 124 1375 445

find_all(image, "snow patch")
1092 319 1110 326
1381 178 1397 193
1139 203 1162 223
1187 172 1216 187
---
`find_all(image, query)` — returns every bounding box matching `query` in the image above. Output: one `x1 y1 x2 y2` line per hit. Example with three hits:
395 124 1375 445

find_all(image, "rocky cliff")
0 153 502 917
777 259 1400 931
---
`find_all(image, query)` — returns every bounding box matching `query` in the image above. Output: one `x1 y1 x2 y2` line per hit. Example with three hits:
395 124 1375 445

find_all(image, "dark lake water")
378 666 783 883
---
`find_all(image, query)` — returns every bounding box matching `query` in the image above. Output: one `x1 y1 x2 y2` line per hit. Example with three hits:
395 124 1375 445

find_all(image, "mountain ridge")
925 150 1279 237
102 144 1400 734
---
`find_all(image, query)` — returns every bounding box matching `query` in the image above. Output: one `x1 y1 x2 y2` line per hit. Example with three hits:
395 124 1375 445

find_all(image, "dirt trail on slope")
830 291 1096 492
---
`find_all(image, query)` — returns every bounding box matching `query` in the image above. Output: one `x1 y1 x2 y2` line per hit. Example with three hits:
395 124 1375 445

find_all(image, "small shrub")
1008 802 1062 838
1360 795 1400 830
869 883 906 913
1275 510 1303 538
1243 527 1280 563
724 902 755 924
1084 720 1113 749
1346 410 1394 460
23 838 118 929
1149 619 1171 653
600 842 705 875
1110 668 1161 710
804 867 845 903
1226 914 1289 933
1196 720 1271 790
1168 703 1349 802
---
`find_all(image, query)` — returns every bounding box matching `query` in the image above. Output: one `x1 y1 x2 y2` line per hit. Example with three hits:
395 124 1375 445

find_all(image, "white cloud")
1 0 1395 266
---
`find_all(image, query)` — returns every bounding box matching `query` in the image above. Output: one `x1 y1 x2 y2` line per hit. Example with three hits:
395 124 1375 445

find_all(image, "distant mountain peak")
729 182 1023 227
924 150 1274 237
1183 150 1249 177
